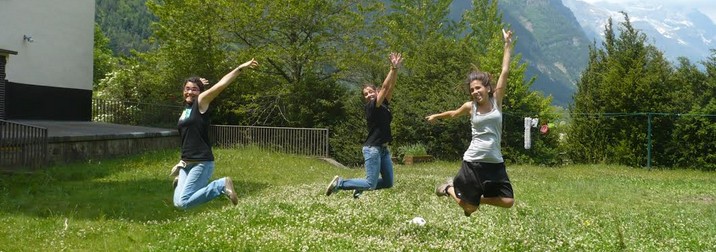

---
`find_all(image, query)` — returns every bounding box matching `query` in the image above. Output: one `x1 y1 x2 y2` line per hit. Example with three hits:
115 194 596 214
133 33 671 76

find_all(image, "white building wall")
0 0 94 90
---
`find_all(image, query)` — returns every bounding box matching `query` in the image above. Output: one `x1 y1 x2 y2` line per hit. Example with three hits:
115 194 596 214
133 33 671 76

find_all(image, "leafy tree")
93 23 116 87
213 0 380 127
376 0 471 159
137 0 381 164
669 52 716 170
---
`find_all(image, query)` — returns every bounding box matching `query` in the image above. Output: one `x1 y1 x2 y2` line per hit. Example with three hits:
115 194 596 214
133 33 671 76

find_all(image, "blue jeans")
339 146 394 191
173 161 228 210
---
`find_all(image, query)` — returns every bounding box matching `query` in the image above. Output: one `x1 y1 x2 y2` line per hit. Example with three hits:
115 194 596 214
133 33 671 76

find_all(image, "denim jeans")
173 161 228 209
339 146 394 191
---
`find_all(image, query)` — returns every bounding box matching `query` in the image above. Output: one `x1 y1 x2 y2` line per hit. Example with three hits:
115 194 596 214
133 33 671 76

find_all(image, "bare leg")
446 187 514 216
446 186 479 216
480 197 514 208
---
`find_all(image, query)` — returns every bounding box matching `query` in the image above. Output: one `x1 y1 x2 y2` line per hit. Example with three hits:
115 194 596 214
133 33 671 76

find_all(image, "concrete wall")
0 0 94 90
47 135 180 165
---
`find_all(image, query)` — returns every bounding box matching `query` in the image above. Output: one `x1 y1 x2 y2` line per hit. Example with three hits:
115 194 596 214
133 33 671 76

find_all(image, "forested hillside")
499 0 589 106
95 0 154 56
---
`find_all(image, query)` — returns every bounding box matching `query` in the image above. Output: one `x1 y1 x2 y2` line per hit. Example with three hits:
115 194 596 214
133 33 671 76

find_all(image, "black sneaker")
325 176 340 196
352 190 363 199
224 177 238 205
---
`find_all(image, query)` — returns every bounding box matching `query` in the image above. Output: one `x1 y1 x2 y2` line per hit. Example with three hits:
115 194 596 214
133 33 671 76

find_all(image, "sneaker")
352 190 363 199
224 177 238 205
170 160 186 177
172 177 179 190
435 178 453 197
325 176 340 196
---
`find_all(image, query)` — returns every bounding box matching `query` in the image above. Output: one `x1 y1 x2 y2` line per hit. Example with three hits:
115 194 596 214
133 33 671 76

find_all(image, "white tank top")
462 98 503 163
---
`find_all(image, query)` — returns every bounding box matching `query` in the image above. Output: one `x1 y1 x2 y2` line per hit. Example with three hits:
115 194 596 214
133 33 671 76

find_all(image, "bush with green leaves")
395 143 428 160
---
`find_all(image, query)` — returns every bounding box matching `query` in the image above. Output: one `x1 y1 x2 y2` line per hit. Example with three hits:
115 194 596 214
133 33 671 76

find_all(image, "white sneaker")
325 176 340 196
224 177 238 205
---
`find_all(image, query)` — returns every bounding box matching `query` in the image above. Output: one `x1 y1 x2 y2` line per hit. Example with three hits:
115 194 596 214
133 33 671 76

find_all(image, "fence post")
647 113 652 169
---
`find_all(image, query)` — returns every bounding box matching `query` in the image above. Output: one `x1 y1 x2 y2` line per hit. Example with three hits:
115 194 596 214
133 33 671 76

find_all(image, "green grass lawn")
1 147 715 251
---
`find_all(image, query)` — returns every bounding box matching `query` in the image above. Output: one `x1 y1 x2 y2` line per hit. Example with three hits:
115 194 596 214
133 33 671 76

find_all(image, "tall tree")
376 0 472 159
568 13 674 167
669 52 716 170
93 23 116 88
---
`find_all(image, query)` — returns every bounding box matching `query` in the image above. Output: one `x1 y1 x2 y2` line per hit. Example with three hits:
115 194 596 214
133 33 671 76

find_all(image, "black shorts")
453 161 514 206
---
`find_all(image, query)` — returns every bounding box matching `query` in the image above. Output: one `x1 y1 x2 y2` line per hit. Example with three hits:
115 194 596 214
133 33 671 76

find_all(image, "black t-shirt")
364 99 392 146
178 101 214 161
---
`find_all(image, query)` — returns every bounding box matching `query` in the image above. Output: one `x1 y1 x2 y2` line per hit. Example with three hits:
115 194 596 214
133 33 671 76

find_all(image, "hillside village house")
0 0 94 121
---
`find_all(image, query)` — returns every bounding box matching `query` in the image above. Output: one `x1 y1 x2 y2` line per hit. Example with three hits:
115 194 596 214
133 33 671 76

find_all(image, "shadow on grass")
0 162 268 222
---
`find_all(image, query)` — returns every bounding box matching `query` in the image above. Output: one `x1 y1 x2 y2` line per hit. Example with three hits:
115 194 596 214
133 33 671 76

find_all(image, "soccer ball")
410 217 426 226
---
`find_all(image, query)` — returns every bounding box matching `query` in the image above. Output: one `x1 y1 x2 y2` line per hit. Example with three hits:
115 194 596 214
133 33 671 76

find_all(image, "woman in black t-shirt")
325 53 404 199
172 58 259 210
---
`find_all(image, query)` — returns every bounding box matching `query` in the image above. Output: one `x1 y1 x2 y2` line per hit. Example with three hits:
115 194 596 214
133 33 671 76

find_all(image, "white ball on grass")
410 216 426 226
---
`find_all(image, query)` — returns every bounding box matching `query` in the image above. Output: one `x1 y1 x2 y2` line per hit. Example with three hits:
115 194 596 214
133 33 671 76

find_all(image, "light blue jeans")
338 146 394 191
173 161 228 210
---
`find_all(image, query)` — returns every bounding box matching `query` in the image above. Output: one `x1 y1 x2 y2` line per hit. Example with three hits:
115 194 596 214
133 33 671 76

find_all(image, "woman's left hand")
199 78 210 86
389 52 403 70
502 29 513 44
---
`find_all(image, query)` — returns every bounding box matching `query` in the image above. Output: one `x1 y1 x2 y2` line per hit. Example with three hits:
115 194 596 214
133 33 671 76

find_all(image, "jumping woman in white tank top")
426 28 515 217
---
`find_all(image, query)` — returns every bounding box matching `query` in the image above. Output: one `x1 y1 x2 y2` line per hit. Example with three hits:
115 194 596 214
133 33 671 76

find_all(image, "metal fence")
0 119 47 170
92 99 182 129
210 125 329 157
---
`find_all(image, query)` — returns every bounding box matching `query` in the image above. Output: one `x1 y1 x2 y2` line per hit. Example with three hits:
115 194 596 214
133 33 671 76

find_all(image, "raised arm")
425 101 473 123
376 52 403 107
198 58 259 113
492 29 513 108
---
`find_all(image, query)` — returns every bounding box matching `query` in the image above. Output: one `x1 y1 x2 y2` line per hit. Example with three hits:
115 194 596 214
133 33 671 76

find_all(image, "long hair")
465 69 493 100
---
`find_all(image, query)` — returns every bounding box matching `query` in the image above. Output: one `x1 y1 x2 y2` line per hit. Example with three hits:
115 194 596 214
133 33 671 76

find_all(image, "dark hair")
184 76 206 93
361 83 378 103
466 70 492 99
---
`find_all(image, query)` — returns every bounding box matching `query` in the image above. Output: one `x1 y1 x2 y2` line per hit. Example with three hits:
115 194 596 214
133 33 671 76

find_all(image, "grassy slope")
1 148 714 251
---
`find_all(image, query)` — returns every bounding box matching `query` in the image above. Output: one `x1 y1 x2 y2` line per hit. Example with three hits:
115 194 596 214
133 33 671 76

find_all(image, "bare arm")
492 29 513 108
198 58 259 113
425 102 473 123
376 52 403 107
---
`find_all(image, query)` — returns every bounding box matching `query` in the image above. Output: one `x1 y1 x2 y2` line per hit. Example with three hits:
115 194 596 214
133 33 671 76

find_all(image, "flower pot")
402 155 434 165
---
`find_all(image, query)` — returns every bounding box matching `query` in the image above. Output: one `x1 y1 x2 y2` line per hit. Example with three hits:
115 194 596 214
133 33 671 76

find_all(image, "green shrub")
396 143 428 159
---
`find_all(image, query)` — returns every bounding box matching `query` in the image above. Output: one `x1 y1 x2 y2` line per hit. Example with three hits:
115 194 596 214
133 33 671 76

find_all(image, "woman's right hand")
239 58 259 70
